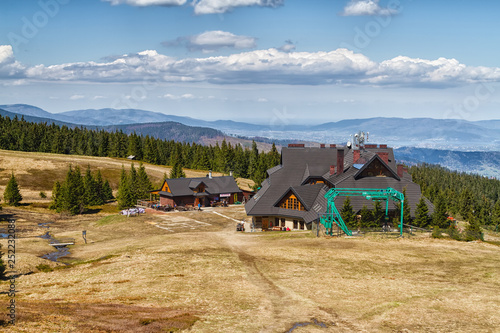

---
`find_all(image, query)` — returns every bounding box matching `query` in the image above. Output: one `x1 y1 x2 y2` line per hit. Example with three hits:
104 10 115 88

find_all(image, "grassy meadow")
0 150 499 332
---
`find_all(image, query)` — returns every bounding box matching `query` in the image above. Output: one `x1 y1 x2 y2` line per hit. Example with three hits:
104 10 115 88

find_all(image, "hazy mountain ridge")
3 104 500 151
395 147 500 178
3 103 500 177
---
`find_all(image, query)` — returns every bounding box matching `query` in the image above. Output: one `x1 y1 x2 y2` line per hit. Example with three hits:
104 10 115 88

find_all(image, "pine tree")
117 166 133 209
267 143 281 168
49 181 62 211
459 188 475 221
102 179 114 201
170 156 185 179
83 165 101 206
4 172 22 206
372 200 385 227
432 193 448 228
136 162 153 200
415 197 430 228
464 215 483 241
95 169 105 204
359 204 375 229
340 197 356 228
492 200 500 227
63 165 86 215
395 187 412 225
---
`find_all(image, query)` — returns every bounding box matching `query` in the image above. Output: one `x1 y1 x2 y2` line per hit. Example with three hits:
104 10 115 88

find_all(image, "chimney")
377 152 389 164
330 165 335 175
330 144 336 148
353 150 361 164
209 170 212 179
379 144 387 149
397 165 404 177
320 144 325 148
337 149 344 175
288 143 305 148
365 144 377 149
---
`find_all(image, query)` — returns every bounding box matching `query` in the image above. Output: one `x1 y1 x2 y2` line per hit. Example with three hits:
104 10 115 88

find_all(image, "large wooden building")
152 173 242 207
245 143 433 231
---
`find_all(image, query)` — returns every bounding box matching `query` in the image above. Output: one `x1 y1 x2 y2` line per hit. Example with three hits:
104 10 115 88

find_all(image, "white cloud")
278 40 296 53
103 0 283 14
341 0 398 16
3 44 500 88
70 95 85 100
103 0 186 6
163 93 196 100
257 97 268 102
165 30 257 53
192 0 284 14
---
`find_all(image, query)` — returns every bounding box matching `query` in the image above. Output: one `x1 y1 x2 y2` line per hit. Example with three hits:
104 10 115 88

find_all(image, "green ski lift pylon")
320 187 405 237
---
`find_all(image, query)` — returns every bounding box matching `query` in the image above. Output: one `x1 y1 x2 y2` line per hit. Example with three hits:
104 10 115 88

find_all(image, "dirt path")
211 221 360 333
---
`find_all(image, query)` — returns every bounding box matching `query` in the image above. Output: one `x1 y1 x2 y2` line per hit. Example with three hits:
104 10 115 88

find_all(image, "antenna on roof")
352 131 368 149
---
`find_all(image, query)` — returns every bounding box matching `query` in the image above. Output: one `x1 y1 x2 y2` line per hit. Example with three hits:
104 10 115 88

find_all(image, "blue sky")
1 0 500 124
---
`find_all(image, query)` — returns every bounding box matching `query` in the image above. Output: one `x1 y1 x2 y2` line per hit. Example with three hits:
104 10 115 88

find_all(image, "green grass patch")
36 264 54 272
95 214 128 226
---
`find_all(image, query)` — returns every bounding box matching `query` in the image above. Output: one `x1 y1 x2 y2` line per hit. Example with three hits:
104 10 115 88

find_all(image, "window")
279 194 305 211
281 218 285 227
293 220 298 229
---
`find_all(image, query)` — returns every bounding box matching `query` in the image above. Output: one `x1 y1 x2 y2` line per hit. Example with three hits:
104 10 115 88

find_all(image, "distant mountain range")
2 103 500 177
1 104 499 151
395 147 500 179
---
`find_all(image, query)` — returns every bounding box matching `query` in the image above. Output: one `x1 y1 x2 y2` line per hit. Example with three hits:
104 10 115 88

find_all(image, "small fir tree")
4 172 22 206
464 215 483 242
340 197 356 228
432 193 448 228
415 197 430 228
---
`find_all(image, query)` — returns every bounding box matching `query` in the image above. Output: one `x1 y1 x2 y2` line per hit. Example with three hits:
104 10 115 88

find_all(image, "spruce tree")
95 169 105 204
492 200 500 227
415 197 430 228
432 193 448 228
170 157 185 179
464 215 483 241
340 197 356 228
268 143 281 168
4 172 22 206
137 162 153 200
49 181 62 211
372 200 385 227
83 165 100 206
117 166 133 209
359 204 374 229
102 179 114 201
63 165 86 215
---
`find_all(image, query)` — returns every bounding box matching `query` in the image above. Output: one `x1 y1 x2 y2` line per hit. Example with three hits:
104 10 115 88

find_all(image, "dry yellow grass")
1 205 500 332
0 149 253 202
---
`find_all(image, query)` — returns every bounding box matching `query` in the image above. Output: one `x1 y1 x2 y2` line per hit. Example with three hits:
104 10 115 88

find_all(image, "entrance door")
262 218 269 230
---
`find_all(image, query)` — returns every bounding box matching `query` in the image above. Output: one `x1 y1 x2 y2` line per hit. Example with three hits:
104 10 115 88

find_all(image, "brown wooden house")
151 174 242 207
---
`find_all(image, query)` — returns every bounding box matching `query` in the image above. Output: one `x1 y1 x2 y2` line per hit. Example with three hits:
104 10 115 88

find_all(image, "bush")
36 264 54 272
432 226 443 239
39 191 47 199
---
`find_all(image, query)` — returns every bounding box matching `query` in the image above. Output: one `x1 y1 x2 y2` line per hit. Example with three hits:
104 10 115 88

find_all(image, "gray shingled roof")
164 176 241 197
246 145 434 222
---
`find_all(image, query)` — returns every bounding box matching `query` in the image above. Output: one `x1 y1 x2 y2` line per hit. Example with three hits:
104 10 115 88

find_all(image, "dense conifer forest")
2 114 499 231
0 115 280 188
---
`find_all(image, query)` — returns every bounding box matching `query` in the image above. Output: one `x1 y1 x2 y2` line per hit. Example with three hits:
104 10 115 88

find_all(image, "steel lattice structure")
320 187 405 237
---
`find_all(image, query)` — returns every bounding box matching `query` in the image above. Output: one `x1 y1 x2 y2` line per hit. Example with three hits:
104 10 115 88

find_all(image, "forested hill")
103 121 223 143
410 163 500 226
0 114 279 188
0 108 224 144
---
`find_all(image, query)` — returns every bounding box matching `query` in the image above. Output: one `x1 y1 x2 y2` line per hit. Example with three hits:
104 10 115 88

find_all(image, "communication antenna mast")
352 131 369 149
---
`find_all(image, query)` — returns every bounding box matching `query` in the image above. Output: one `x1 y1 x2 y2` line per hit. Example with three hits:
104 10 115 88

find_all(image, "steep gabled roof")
353 154 401 181
273 183 325 211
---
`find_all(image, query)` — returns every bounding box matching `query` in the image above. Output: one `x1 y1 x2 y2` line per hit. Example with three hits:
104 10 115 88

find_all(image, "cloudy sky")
1 0 500 124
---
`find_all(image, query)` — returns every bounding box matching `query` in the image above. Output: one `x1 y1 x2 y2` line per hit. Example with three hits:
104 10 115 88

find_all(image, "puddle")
38 222 52 228
286 319 329 332
37 231 51 239
38 230 71 265
41 246 71 265
0 233 9 239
